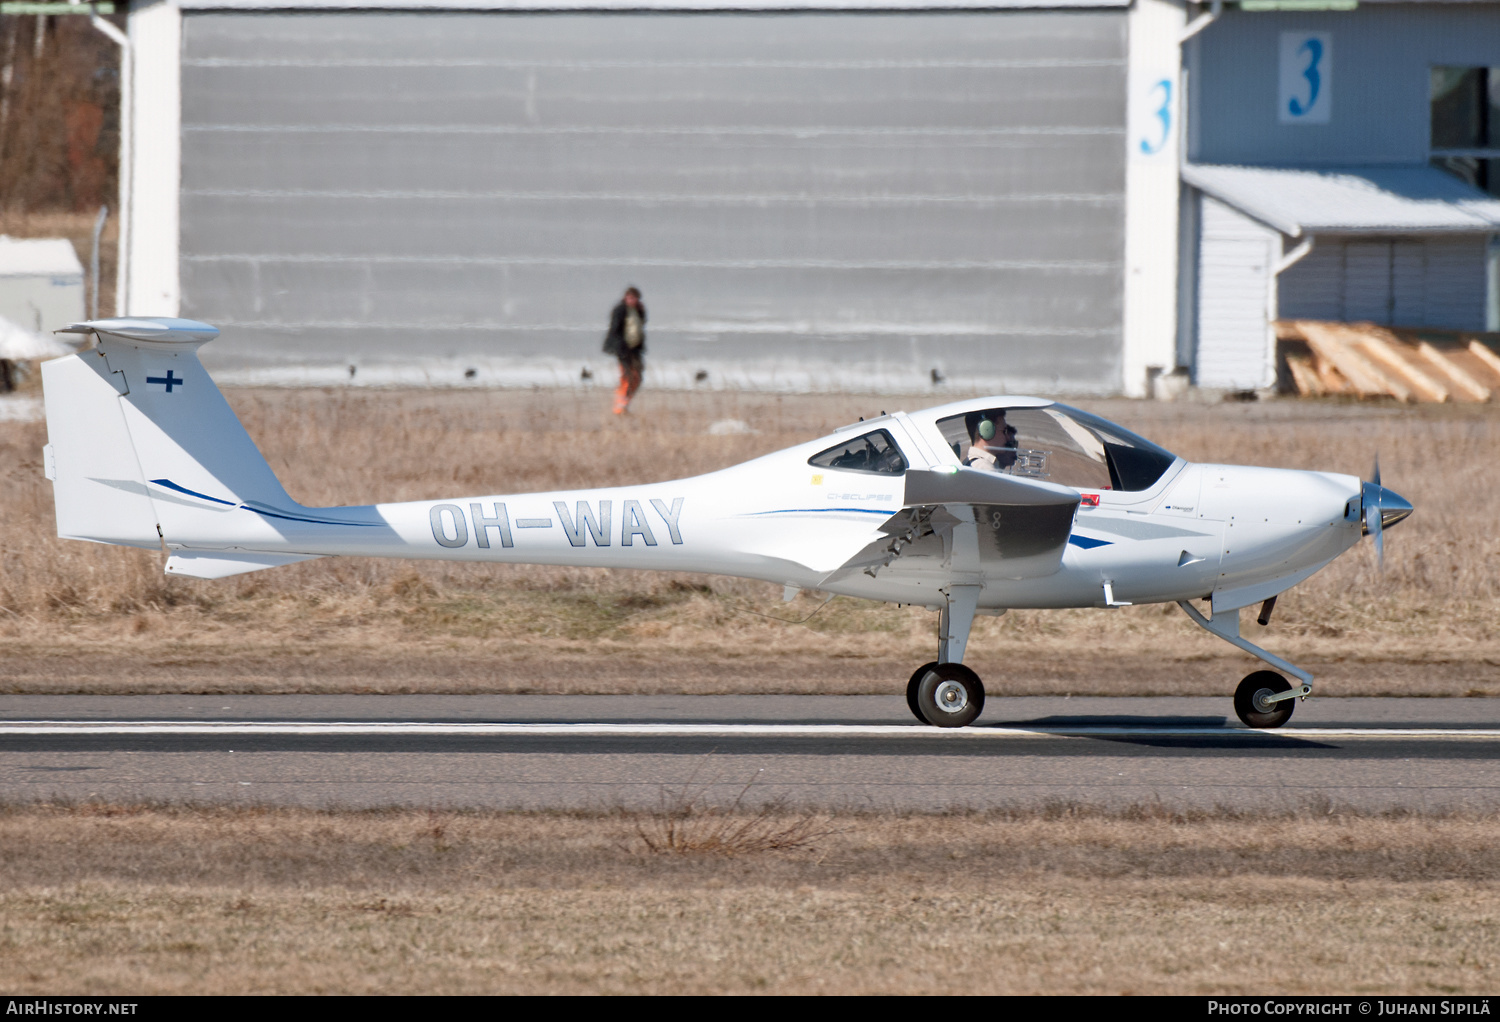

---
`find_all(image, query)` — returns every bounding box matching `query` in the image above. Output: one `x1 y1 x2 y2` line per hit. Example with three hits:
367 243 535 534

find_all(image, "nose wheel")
907 662 985 728
1234 670 1296 729
1178 601 1312 732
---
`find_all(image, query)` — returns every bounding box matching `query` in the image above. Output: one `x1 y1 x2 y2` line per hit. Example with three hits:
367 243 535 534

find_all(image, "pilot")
963 412 1018 472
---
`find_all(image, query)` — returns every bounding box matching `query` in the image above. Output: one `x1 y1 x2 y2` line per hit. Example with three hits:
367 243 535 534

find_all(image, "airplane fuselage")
147 407 1365 619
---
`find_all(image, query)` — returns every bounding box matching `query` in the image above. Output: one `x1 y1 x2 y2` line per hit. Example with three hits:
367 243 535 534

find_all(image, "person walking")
603 286 646 415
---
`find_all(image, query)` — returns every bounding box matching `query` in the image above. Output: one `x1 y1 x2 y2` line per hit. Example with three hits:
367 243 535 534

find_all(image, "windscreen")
936 405 1177 492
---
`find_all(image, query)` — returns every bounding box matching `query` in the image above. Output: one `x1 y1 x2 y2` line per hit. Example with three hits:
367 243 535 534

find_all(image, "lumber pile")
1277 320 1500 402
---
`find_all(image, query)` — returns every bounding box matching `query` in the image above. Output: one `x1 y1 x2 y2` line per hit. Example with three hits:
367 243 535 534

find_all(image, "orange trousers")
614 356 643 413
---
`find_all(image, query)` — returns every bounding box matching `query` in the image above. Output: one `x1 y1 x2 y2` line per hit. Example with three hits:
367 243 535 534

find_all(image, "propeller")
1360 456 1414 569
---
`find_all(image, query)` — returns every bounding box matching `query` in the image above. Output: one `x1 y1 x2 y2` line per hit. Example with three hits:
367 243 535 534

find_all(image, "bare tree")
0 13 121 213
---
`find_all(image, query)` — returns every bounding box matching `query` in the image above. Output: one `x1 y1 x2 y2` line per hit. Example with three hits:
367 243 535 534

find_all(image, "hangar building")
112 0 1500 394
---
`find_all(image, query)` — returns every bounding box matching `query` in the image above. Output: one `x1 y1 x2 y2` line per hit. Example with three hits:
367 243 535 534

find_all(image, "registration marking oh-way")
2 722 1500 739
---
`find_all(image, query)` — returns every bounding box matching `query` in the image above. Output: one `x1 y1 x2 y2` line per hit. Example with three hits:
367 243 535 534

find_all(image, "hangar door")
180 11 1126 387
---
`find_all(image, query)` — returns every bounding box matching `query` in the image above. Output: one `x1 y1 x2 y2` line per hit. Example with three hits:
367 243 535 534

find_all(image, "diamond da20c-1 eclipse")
40 318 1413 729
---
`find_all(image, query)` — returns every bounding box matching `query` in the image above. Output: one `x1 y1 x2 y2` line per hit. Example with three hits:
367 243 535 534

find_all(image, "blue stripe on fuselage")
150 479 382 527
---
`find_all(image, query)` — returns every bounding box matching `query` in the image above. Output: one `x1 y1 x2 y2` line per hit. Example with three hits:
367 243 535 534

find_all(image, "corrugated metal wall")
178 11 1127 386
1279 236 1490 330
1195 195 1276 389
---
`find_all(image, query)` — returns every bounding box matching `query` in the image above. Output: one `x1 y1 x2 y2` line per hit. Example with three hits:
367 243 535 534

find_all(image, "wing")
824 468 1081 583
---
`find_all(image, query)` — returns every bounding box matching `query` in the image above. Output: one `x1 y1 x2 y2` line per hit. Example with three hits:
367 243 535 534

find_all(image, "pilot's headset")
976 418 997 441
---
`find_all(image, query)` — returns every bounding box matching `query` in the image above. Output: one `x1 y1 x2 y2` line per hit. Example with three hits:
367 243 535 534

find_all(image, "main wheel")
1234 670 1295 729
906 662 939 723
915 663 985 728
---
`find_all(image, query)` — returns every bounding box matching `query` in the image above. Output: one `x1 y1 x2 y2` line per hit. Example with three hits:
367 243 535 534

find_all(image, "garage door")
179 11 1126 387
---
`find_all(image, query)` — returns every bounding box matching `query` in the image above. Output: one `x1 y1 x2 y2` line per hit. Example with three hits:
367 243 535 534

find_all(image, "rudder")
42 346 160 548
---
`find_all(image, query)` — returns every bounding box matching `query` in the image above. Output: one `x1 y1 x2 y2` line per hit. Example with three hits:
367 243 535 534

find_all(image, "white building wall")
122 0 182 317
1195 195 1277 390
1120 0 1186 397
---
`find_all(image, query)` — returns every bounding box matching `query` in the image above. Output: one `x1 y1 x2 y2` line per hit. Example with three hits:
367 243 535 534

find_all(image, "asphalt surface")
2 695 1499 811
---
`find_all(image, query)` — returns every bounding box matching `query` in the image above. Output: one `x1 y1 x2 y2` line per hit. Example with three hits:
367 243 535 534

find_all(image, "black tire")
1234 670 1295 729
906 662 939 723
916 663 986 728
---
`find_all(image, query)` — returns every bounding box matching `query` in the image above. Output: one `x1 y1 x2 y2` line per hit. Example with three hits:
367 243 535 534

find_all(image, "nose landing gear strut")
1178 600 1312 729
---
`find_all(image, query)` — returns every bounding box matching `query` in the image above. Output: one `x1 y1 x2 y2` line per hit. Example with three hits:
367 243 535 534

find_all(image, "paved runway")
2 695 1499 811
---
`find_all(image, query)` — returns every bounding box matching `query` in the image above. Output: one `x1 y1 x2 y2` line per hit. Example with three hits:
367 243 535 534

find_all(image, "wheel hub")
932 679 969 714
1252 688 1277 713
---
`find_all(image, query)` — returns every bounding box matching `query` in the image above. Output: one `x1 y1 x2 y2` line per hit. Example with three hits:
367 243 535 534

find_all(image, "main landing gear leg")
907 586 985 728
1177 600 1313 730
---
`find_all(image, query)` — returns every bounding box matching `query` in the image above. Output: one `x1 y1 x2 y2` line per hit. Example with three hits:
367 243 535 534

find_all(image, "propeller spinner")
1361 457 1414 567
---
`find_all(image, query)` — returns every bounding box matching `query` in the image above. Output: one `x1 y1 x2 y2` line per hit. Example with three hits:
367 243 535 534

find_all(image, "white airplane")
40 318 1413 730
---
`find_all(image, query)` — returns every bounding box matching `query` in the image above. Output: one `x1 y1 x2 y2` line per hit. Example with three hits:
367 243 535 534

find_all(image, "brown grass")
0 803 1497 994
2 388 1498 696
631 766 831 856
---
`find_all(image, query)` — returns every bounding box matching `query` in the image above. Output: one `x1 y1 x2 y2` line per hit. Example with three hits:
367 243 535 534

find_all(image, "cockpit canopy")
807 428 908 475
936 404 1178 492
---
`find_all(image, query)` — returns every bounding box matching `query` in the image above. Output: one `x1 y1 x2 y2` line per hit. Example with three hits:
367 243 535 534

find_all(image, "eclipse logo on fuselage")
827 493 893 503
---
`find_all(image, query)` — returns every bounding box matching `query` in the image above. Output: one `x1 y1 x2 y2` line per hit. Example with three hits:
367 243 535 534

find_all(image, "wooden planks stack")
1278 320 1500 402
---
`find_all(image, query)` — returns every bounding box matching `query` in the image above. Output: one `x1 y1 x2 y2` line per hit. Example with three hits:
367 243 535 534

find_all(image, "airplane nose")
1361 483 1414 535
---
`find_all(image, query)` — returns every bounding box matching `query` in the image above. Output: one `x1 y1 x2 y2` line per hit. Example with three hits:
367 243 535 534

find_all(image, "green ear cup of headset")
978 419 996 441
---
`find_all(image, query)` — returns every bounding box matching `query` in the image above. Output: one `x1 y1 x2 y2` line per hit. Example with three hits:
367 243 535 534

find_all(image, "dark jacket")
603 301 647 358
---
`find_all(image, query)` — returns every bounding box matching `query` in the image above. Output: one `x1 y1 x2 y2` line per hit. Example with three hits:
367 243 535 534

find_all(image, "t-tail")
40 318 358 578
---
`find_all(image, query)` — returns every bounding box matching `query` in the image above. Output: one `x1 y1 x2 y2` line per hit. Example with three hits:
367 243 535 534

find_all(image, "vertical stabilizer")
41 346 159 548
44 318 300 553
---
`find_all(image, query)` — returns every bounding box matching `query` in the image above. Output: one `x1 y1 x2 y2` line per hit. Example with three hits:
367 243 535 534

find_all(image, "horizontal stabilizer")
165 551 322 579
57 318 220 346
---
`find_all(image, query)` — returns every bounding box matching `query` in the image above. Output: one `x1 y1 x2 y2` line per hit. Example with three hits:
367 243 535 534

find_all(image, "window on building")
1431 66 1500 196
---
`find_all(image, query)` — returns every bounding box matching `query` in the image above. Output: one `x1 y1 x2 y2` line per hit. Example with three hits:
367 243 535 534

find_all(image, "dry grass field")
1 384 1498 696
0 803 1496 994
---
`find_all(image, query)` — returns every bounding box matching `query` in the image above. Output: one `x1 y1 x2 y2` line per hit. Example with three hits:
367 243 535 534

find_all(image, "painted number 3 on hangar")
1279 31 1332 124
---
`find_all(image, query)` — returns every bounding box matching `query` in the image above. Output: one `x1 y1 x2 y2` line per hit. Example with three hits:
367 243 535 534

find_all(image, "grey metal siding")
178 10 1127 386
1278 235 1489 330
1196 196 1276 390
1344 241 1397 323
1425 237 1489 330
1191 4 1500 167
1277 242 1342 321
